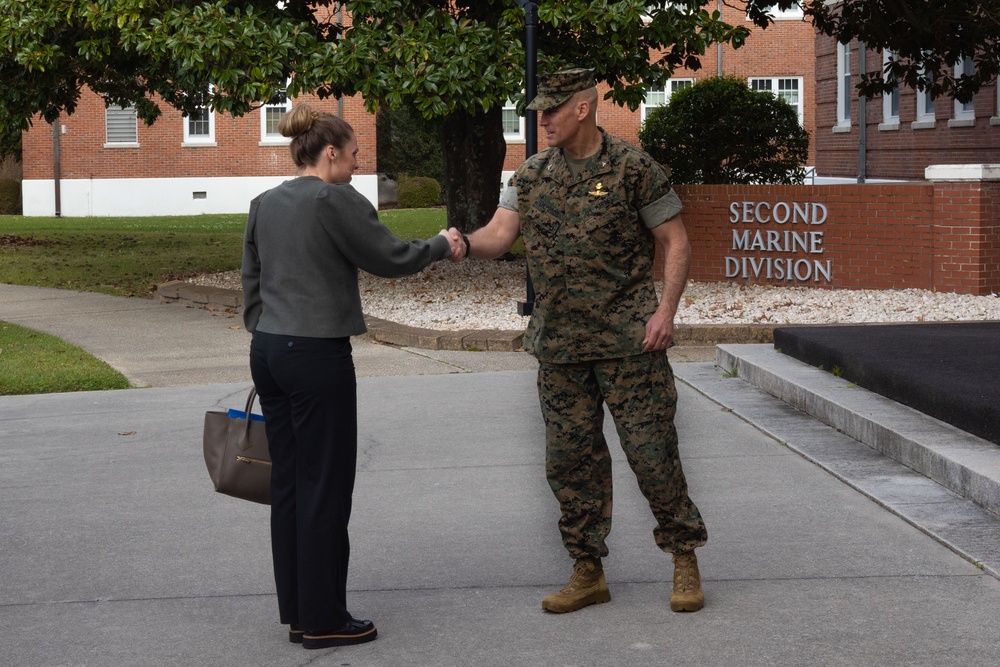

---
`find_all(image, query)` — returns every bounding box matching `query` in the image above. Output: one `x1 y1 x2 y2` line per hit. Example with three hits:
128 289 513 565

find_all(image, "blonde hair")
278 103 355 168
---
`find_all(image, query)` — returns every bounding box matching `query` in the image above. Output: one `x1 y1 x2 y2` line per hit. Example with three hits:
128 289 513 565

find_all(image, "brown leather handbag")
203 387 271 505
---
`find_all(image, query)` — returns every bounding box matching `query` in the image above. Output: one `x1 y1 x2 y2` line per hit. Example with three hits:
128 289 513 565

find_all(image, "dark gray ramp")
774 321 1000 445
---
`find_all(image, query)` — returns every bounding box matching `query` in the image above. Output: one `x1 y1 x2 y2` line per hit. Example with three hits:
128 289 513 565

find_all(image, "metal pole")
857 42 867 184
514 0 537 316
522 4 537 159
53 116 62 218
717 0 723 75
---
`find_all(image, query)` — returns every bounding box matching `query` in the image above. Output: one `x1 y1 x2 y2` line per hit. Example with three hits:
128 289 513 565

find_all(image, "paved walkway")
2 284 1000 666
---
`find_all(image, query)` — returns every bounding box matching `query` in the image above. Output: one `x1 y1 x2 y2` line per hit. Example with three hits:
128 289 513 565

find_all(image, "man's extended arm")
465 206 522 259
643 214 691 352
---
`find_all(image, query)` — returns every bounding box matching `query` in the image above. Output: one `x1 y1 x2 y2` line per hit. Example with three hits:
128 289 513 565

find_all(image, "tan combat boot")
541 557 612 613
670 551 704 612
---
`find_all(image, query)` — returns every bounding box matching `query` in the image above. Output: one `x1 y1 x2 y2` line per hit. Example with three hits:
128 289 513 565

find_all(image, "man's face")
538 97 581 149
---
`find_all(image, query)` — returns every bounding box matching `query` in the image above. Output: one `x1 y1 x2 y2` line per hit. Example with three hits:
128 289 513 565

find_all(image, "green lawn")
0 321 131 395
0 208 450 297
0 208 450 394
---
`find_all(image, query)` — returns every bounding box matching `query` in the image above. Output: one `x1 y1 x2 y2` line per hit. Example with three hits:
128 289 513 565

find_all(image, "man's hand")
642 310 676 352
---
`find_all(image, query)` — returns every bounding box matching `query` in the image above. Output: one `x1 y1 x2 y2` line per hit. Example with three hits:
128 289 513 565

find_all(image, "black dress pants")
249 332 358 632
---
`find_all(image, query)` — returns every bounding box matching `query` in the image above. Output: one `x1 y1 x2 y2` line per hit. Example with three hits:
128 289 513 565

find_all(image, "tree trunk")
439 106 506 233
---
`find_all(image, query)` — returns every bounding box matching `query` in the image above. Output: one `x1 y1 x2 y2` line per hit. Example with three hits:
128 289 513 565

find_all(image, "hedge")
396 176 442 208
0 179 20 214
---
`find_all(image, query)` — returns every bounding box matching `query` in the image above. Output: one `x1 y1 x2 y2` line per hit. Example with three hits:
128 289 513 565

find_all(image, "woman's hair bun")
278 103 316 138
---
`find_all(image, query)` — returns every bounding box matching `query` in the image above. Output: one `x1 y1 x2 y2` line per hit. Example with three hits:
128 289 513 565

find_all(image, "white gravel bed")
191 258 1000 331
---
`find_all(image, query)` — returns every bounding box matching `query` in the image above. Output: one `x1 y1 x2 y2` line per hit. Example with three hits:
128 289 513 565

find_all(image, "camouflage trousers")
537 351 708 558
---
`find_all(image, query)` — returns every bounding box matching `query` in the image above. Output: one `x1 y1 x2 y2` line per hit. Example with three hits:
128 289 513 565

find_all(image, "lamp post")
53 115 62 218
513 0 537 316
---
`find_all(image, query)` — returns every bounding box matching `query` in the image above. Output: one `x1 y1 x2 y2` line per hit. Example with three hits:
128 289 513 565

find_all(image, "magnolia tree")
3 1 999 227
0 1 752 229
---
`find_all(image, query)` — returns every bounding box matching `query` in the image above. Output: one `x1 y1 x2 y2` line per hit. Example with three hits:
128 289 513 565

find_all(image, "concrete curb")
155 281 777 351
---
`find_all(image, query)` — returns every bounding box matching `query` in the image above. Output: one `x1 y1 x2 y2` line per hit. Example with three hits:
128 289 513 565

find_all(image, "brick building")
813 35 1000 180
20 91 376 217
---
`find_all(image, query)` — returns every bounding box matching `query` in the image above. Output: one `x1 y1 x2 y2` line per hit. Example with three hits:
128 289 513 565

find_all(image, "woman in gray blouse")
242 103 462 650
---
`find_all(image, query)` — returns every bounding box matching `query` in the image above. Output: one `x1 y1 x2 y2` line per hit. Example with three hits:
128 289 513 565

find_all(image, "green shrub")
0 179 21 215
397 176 442 208
639 75 809 185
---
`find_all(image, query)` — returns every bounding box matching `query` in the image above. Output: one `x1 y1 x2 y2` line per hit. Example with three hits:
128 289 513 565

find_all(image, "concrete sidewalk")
3 284 1000 666
0 283 543 386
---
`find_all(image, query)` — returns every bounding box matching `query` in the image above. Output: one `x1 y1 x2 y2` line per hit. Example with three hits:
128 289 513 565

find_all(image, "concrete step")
714 343 1000 518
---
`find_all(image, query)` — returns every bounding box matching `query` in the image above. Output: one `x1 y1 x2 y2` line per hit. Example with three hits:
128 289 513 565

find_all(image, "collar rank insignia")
589 182 609 197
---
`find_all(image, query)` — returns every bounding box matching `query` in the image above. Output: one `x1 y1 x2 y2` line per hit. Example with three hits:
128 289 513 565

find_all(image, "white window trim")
104 104 139 147
260 84 293 146
182 87 216 146
952 56 976 124
640 78 694 123
836 42 851 127
749 76 804 126
502 98 525 144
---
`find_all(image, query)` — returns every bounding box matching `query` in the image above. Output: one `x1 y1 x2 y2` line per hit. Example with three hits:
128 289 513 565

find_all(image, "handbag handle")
243 387 260 440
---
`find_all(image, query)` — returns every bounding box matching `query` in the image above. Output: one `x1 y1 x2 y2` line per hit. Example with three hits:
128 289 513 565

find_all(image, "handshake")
438 227 470 262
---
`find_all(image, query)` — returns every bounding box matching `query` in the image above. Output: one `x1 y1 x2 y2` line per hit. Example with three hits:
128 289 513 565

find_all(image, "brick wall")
932 181 1000 292
665 181 999 296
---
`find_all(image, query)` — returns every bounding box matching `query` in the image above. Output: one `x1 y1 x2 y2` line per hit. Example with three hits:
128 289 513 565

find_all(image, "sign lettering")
725 200 832 284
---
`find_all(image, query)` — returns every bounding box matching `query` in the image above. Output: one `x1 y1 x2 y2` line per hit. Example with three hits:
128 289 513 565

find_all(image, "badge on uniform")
589 182 609 197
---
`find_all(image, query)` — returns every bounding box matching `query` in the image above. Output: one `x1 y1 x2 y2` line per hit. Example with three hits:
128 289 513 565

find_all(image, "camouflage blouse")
505 130 681 363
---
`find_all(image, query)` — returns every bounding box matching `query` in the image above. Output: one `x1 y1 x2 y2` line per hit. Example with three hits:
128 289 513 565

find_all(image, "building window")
836 42 852 127
183 88 215 145
671 79 694 96
502 98 524 142
106 105 138 145
914 60 936 126
640 79 693 122
953 56 976 122
751 2 803 20
881 50 900 127
915 86 936 124
261 85 292 143
749 77 804 125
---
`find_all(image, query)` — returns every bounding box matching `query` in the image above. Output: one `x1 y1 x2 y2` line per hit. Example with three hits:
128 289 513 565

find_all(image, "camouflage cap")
526 68 597 111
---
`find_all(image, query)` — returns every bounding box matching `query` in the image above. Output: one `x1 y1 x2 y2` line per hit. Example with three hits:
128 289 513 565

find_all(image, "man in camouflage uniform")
461 68 708 613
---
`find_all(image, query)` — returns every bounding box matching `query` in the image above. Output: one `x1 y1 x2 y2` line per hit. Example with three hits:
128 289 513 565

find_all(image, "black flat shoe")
288 625 304 644
302 619 377 649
